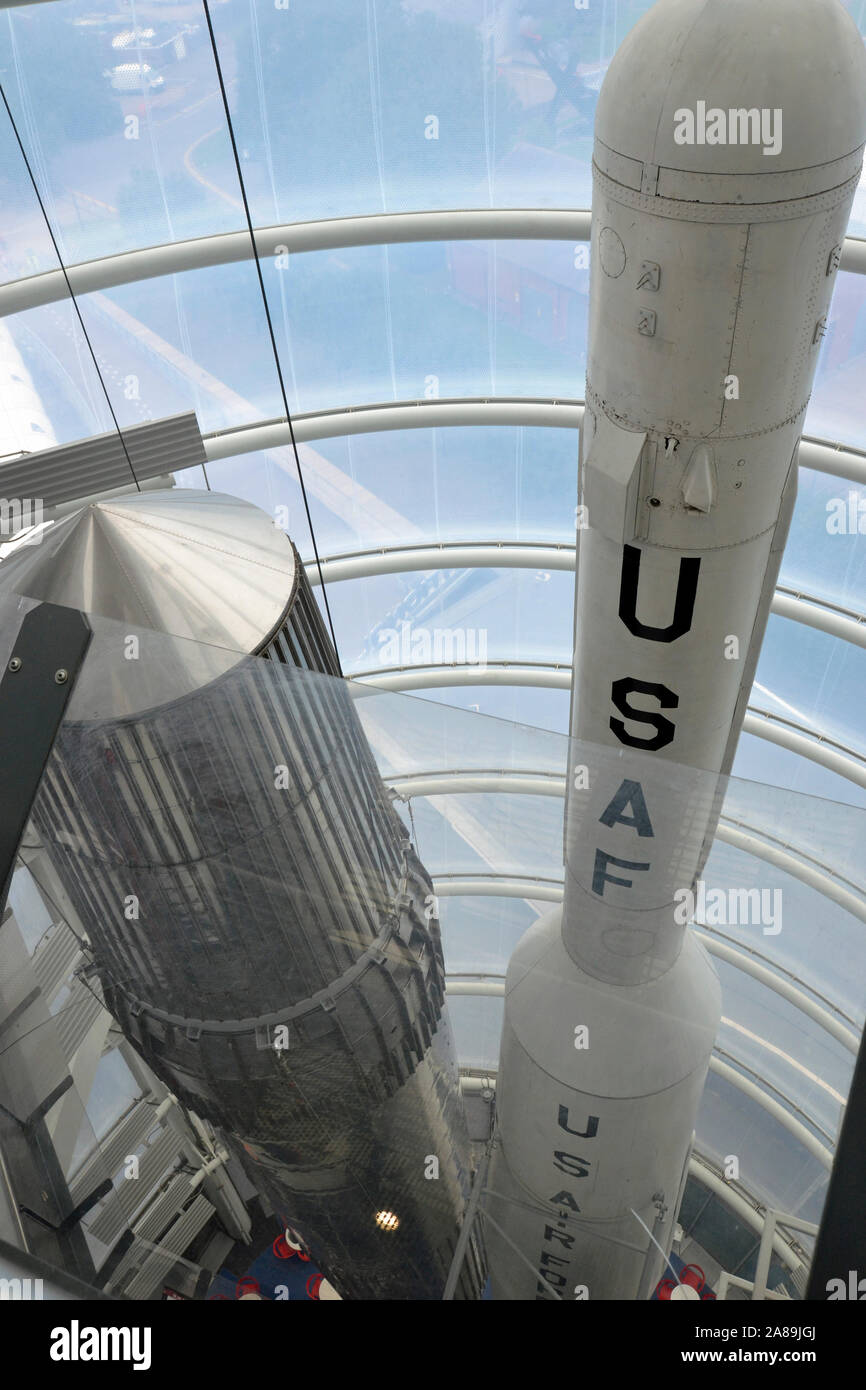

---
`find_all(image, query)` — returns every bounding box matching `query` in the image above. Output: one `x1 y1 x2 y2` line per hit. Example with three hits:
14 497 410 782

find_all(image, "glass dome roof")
0 0 864 1301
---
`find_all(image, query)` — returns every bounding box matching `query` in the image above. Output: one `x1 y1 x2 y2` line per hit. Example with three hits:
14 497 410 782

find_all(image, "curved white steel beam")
797 435 866 486
311 541 866 654
435 881 858 1052
389 770 564 799
772 586 866 650
310 540 576 583
349 661 571 691
455 1050 833 1172
2 214 863 320
203 399 866 486
0 211 592 319
840 235 866 274
434 873 563 902
353 663 866 788
206 399 585 456
396 768 866 922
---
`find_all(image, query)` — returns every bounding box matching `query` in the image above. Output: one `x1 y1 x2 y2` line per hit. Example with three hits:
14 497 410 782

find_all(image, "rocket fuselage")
1 490 483 1300
487 0 866 1299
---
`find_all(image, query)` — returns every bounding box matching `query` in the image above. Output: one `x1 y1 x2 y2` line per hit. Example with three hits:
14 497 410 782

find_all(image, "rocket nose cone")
0 488 297 654
595 0 866 183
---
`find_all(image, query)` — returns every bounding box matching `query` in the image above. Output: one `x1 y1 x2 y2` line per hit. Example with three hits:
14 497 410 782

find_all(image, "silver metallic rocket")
485 0 866 1299
0 489 484 1300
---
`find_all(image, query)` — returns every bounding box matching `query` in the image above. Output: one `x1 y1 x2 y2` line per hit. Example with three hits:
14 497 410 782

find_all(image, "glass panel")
753 613 866 758
0 518 864 1301
0 0 242 279
439 894 537 977
781 466 866 612
732 730 866 811
324 565 574 673
208 425 581 556
260 240 588 411
1 0 864 258
807 271 866 448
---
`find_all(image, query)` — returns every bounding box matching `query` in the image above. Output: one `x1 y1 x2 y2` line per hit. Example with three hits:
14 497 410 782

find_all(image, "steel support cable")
0 80 141 493
201 0 341 670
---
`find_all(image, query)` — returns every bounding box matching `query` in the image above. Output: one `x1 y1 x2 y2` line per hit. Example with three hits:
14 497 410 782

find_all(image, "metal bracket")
0 602 91 913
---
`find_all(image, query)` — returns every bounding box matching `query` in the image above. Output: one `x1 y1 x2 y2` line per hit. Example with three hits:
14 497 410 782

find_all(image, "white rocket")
485 0 866 1300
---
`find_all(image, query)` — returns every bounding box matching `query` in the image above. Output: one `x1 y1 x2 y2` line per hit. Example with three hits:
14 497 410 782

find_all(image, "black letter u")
619 544 700 642
558 1105 599 1139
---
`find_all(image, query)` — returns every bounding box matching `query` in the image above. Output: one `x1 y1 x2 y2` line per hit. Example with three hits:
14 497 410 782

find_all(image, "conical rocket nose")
0 488 297 655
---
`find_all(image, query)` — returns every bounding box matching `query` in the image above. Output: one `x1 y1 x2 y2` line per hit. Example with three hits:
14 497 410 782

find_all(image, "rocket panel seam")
593 145 865 197
719 223 751 435
584 380 811 443
108 914 434 1032
591 164 861 223
500 1024 720 1103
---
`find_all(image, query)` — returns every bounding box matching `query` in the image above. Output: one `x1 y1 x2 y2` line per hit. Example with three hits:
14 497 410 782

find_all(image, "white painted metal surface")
485 0 866 1302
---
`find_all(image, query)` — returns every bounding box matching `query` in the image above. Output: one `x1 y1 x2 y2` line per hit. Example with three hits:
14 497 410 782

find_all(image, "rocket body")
0 490 483 1300
487 0 866 1299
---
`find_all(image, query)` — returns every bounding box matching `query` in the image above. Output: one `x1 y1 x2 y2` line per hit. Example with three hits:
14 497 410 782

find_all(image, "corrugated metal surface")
89 1128 182 1245
132 1172 196 1246
0 413 206 513
69 1099 159 1203
109 1193 213 1299
32 923 82 996
55 982 103 1062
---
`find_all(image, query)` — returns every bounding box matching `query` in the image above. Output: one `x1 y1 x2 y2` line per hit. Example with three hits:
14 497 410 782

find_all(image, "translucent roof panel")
781 466 866 612
731 730 866 810
438 895 538 978
700 840 864 1029
405 682 572 736
446 994 504 1074
396 789 566 881
258 241 588 411
713 957 848 1143
806 271 866 447
3 240 589 434
4 270 289 443
752 614 866 758
0 0 244 278
0 0 864 274
205 424 580 555
696 1067 829 1224
322 566 575 672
